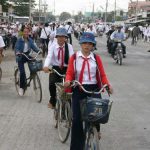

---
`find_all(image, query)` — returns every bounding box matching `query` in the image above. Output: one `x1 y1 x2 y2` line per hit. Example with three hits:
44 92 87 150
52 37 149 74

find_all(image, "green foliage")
46 13 55 22
13 0 36 16
59 12 71 21
0 0 8 12
74 11 84 23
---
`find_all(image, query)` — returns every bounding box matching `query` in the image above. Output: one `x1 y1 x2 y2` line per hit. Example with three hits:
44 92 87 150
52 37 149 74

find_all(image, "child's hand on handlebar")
107 85 113 94
43 67 49 73
64 81 71 88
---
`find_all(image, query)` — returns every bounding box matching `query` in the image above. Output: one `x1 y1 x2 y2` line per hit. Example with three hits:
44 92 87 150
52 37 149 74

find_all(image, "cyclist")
0 35 5 63
106 25 115 53
110 25 126 58
43 27 74 109
15 27 41 96
64 32 113 150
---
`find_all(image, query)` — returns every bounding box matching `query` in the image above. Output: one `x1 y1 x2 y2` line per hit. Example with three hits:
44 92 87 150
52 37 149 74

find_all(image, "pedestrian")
65 22 73 45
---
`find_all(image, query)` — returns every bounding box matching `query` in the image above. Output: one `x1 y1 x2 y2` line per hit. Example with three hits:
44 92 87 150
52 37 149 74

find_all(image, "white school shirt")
44 42 74 67
40 27 51 39
75 51 97 85
0 36 5 48
65 24 73 34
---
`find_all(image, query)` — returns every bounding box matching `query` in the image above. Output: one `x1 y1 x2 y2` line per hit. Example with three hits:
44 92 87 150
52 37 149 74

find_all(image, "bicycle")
71 80 113 150
49 68 72 143
14 51 43 103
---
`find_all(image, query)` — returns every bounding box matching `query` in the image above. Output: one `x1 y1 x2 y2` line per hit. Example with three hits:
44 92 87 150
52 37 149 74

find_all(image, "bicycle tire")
85 127 100 150
118 52 122 66
53 100 60 128
57 101 71 143
14 68 25 95
32 73 42 103
0 67 2 81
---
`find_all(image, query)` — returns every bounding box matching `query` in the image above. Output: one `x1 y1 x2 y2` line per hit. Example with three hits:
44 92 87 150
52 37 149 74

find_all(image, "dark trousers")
70 84 101 150
111 42 126 55
12 36 17 50
40 38 49 47
49 66 67 106
67 33 72 45
18 55 32 89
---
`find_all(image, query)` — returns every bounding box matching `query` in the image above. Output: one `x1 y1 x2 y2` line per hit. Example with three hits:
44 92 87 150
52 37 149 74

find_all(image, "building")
127 1 150 23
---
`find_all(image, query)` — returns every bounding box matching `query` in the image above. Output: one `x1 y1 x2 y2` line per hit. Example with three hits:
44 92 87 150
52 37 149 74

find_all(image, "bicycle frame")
24 72 37 90
71 80 112 149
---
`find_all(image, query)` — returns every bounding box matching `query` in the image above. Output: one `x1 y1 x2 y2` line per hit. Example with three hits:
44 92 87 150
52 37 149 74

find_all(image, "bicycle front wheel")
32 73 42 103
85 127 100 150
58 101 71 143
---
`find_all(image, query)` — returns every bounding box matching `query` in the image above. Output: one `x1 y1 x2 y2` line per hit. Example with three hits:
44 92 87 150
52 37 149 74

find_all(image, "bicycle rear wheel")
58 101 71 143
85 127 100 150
0 67 2 81
32 73 42 103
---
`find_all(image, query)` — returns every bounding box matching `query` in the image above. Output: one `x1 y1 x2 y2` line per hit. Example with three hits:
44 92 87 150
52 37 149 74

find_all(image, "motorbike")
113 39 124 65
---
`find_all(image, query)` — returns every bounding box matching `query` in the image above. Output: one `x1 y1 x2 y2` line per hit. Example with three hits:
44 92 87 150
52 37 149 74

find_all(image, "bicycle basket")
80 97 112 124
56 83 72 101
28 60 43 73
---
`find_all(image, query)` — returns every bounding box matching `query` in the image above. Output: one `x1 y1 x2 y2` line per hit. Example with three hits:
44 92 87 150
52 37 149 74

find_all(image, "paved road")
0 36 150 150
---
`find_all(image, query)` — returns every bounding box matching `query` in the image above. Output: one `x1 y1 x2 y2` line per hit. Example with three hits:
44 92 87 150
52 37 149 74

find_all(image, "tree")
13 0 36 16
46 13 55 22
59 12 71 21
0 0 9 12
74 11 84 23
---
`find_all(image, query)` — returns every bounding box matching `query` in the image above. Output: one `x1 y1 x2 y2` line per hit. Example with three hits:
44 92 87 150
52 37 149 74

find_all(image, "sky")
36 0 131 15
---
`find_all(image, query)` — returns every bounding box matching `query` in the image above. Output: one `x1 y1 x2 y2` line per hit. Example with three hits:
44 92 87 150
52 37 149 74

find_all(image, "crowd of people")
0 20 149 150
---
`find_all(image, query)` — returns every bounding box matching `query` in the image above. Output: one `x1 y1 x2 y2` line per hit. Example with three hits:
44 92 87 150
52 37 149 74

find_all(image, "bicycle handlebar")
71 80 109 95
16 51 41 61
49 68 65 78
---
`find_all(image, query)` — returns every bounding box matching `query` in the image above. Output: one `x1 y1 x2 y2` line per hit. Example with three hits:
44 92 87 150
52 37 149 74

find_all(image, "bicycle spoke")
33 73 42 103
58 102 71 143
84 127 100 150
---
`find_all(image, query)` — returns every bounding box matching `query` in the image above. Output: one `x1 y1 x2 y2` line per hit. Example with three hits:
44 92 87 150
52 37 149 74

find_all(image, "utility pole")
105 0 108 24
43 1 47 22
29 0 32 23
92 2 94 22
39 0 41 22
135 0 138 21
114 0 116 22
54 0 55 16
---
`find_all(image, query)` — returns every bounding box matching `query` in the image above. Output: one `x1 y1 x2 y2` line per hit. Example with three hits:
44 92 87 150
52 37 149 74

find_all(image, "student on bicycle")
15 27 41 96
43 27 74 109
64 32 113 150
